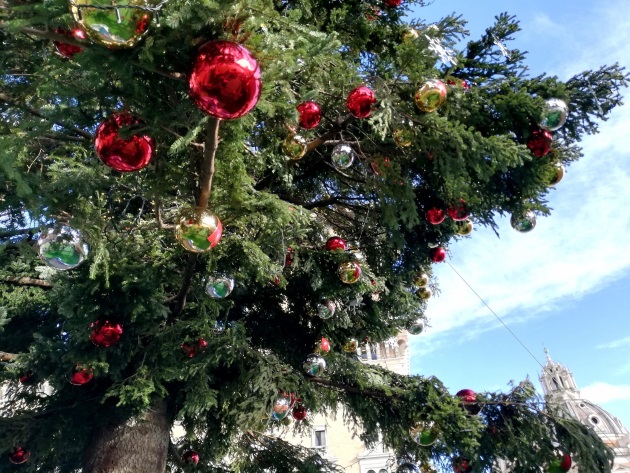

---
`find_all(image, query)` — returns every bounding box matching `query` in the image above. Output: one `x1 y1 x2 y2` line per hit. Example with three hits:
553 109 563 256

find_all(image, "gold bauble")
283 134 307 160
403 28 419 43
455 219 473 236
416 287 432 300
393 128 414 147
343 338 359 353
70 0 152 48
414 79 448 113
548 164 565 186
412 273 429 288
410 421 439 446
175 208 223 253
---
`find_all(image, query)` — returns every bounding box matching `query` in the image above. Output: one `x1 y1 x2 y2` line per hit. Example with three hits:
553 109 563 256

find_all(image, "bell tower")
539 348 579 400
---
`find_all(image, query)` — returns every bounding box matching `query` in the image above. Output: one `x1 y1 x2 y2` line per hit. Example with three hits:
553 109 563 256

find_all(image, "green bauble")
37 226 89 271
70 0 152 48
410 421 438 446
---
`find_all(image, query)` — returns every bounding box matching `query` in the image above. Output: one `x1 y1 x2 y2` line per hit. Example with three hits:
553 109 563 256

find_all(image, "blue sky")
407 0 630 429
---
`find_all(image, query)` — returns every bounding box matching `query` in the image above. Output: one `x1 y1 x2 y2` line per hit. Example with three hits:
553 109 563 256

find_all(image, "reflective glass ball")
182 450 200 465
415 79 447 113
189 40 262 119
343 338 358 353
510 211 536 233
455 219 474 236
411 421 438 446
429 247 446 263
8 446 30 465
393 128 414 147
338 261 362 284
292 404 308 420
271 396 291 421
452 457 473 473
326 236 347 251
426 208 445 225
317 300 337 319
53 28 85 58
527 129 553 157
205 276 235 299
69 366 94 385
412 273 429 288
346 85 376 118
416 287 432 300
90 319 123 347
331 144 355 170
303 353 327 376
94 113 154 172
548 164 565 186
539 98 569 132
70 0 152 48
283 134 307 160
447 200 469 221
37 226 89 270
297 101 322 129
408 321 425 335
175 209 223 253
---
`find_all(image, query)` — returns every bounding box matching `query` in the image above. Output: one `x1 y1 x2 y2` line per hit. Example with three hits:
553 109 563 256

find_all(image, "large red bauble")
292 404 308 421
456 389 481 415
384 0 402 6
346 85 376 119
527 129 553 157
189 40 262 119
8 446 30 465
426 208 446 225
182 450 200 465
53 28 85 58
297 101 322 129
181 338 207 358
429 247 446 263
90 319 123 347
326 236 347 251
447 200 469 221
94 113 154 172
69 366 94 386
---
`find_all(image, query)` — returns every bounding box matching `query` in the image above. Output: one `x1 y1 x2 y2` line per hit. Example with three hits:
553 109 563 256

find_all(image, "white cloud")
597 336 630 350
580 382 630 404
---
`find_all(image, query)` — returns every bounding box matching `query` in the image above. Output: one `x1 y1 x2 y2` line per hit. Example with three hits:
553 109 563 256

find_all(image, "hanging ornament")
205 276 235 299
181 338 208 358
452 457 473 473
37 226 89 271
426 207 445 225
425 36 458 67
19 371 34 385
317 300 337 319
283 134 307 160
69 366 94 386
429 247 446 263
331 144 355 170
384 0 402 7
410 421 439 446
455 219 473 236
539 98 569 132
412 273 429 288
94 113 154 172
527 129 553 157
446 78 470 91
397 462 421 473
346 85 376 118
456 389 481 415
548 454 572 473
326 236 347 251
447 200 469 221
316 337 331 355
189 40 262 119
90 319 123 347
297 101 322 129
403 28 419 43
285 247 295 267
510 211 536 233
70 0 152 48
53 27 85 58
393 128 414 147
548 164 565 186
408 321 425 335
416 287 432 300
292 403 308 421
414 79 447 113
338 261 362 284
343 338 358 353
271 394 291 421
182 450 200 465
175 208 223 253
303 353 326 376
8 446 30 465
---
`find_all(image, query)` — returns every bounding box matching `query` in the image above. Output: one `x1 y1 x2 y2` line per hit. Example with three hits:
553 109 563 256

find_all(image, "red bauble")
447 200 469 221
189 40 262 119
8 446 30 465
94 113 154 172
182 450 200 465
456 389 481 415
452 457 472 473
326 236 347 251
346 85 376 119
53 28 85 58
297 101 322 129
320 337 330 353
384 0 402 6
429 247 447 263
19 371 34 385
69 366 93 385
285 247 295 267
181 338 207 358
560 454 572 471
292 404 308 421
426 207 446 225
527 129 553 157
90 319 123 347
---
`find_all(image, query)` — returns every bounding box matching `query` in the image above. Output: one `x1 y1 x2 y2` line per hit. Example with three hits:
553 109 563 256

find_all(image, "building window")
368 470 376 473
379 469 388 473
590 416 600 425
313 427 327 451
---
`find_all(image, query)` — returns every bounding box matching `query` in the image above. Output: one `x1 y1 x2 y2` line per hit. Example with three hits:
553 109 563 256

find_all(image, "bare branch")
196 118 221 212
1 277 53 288
0 351 18 362
0 227 38 239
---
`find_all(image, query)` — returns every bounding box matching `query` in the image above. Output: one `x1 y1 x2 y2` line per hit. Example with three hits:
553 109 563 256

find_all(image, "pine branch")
1 277 53 288
307 377 397 399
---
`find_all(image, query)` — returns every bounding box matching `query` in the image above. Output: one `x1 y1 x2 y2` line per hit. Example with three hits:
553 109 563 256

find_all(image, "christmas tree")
0 0 627 472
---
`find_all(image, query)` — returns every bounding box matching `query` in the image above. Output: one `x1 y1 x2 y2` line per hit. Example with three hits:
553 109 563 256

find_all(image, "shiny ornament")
412 273 429 288
283 134 307 160
343 338 358 353
429 247 446 263
414 79 448 113
527 129 553 157
416 287 432 300
69 366 93 385
37 226 88 270
384 0 402 6
331 144 355 170
447 200 469 221
338 261 362 284
189 40 262 119
70 0 152 48
297 101 322 129
455 219 473 236
346 85 376 118
326 236 347 251
446 78 470 91
292 403 308 421
182 450 200 465
8 446 30 465
456 389 481 415
90 319 123 347
408 321 425 335
317 300 337 319
95 112 154 172
317 337 331 354
175 208 223 253
411 421 438 446
397 462 421 473
303 353 326 376
548 454 572 473
548 164 565 186
539 98 569 132
181 338 208 358
271 395 291 421
205 276 235 299
510 211 536 233
285 247 295 267
19 372 34 385
452 457 472 473
53 28 85 58
426 208 445 225
393 128 414 147
403 28 419 42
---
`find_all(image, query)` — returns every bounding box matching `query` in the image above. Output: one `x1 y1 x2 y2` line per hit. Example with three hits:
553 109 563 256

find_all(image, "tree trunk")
84 400 170 473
